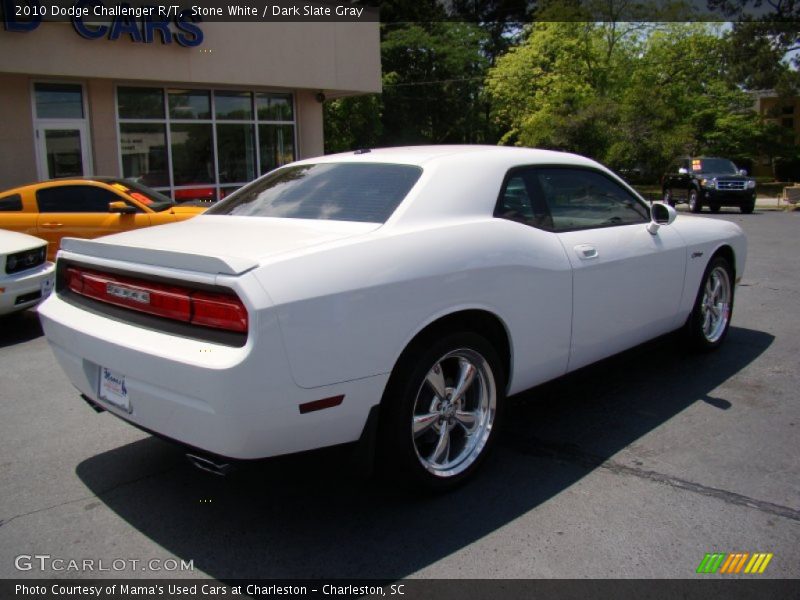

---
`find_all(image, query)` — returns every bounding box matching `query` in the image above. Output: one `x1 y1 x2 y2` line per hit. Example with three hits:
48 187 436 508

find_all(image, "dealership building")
0 15 380 201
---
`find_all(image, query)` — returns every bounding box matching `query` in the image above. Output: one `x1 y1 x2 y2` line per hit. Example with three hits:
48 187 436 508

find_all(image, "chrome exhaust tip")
186 453 232 476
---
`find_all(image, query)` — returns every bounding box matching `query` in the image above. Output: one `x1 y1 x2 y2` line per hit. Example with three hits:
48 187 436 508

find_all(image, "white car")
38 146 746 489
0 230 54 316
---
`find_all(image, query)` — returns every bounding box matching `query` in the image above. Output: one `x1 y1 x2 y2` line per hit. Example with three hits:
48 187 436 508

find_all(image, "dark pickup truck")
662 157 757 214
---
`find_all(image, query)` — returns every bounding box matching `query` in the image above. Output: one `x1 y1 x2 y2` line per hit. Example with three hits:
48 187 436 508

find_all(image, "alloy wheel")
410 348 497 478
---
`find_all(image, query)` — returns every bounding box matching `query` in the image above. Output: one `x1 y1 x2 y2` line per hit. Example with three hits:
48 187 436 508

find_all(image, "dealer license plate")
98 367 131 413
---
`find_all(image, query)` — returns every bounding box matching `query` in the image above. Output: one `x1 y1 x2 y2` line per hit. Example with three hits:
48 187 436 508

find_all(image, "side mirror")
647 201 677 235
109 201 136 214
739 168 748 176
678 167 689 175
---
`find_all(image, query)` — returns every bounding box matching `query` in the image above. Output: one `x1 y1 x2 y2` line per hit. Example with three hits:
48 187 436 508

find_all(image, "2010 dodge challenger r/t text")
38 146 746 489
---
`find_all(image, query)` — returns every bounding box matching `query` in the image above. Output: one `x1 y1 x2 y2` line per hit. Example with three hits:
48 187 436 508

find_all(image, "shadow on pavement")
76 326 773 579
0 310 44 348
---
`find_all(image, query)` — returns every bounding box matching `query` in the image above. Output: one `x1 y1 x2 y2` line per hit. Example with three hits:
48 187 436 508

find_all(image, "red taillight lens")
66 267 84 294
65 267 248 333
191 291 248 333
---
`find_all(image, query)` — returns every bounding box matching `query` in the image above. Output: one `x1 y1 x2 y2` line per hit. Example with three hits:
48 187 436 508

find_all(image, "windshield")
691 159 739 174
206 163 423 223
117 179 176 212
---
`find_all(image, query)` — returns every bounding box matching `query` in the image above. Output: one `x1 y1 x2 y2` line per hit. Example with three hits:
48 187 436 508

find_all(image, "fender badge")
691 251 704 258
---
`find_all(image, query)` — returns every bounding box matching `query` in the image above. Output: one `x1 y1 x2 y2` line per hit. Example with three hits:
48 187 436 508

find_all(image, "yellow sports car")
0 178 206 260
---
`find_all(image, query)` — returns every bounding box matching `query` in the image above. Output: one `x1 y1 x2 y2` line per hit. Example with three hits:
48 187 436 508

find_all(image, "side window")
494 170 554 231
0 194 23 211
36 186 122 213
536 168 649 232
497 175 533 221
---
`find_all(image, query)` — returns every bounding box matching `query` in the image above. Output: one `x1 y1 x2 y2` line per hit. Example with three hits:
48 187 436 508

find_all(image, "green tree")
381 22 490 144
485 21 641 156
487 20 786 177
325 21 491 151
323 95 383 154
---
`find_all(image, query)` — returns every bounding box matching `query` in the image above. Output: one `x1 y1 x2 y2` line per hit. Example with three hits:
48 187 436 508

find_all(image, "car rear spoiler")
59 237 258 276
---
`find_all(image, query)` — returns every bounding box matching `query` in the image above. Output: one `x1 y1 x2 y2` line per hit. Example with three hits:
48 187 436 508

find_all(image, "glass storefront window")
170 123 213 185
118 87 164 119
217 124 256 183
219 186 241 200
257 93 293 121
118 86 295 202
44 130 83 177
119 123 169 187
173 187 217 204
215 91 252 120
169 89 211 120
259 124 295 174
34 83 84 119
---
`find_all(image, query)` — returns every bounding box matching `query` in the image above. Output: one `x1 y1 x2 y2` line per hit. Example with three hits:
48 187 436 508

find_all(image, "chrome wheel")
411 348 496 478
700 265 731 343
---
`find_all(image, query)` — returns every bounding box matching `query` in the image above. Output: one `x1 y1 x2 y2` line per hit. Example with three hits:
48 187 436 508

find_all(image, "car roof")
294 145 600 169
2 177 126 194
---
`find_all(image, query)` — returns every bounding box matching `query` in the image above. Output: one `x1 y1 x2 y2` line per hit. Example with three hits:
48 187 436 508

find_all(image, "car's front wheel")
686 256 734 351
740 200 755 214
663 188 675 207
688 188 702 213
381 332 504 490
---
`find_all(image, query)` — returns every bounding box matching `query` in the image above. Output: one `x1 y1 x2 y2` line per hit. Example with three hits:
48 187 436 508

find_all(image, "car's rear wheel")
688 189 702 213
687 256 734 351
380 332 504 490
663 188 675 207
740 201 755 214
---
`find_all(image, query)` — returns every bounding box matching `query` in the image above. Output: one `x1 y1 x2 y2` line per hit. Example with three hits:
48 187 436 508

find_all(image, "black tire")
688 188 702 213
740 201 755 214
686 256 734 352
379 331 505 491
709 203 720 213
663 188 675 207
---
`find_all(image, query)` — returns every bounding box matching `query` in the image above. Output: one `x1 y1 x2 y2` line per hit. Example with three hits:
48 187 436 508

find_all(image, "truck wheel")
688 189 702 213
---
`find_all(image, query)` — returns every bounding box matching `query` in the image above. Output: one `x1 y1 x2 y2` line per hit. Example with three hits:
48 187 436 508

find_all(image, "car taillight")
65 267 248 333
191 291 248 332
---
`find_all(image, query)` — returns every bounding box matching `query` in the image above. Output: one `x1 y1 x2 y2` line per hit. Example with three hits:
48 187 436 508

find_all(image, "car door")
35 184 151 259
533 167 687 372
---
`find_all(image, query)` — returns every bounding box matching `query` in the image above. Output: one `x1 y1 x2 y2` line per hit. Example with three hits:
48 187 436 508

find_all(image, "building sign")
2 0 203 46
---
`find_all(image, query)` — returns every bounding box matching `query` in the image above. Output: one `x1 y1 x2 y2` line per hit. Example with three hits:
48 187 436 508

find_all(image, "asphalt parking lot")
0 208 798 580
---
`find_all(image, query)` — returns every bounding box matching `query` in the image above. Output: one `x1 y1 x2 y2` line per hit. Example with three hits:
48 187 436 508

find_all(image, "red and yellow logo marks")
696 552 774 574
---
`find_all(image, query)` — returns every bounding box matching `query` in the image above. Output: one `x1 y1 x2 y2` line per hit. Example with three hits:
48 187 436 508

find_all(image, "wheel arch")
384 308 513 402
711 243 736 279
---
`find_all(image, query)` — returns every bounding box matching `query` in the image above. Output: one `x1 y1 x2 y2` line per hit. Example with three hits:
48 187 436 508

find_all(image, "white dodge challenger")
38 146 746 489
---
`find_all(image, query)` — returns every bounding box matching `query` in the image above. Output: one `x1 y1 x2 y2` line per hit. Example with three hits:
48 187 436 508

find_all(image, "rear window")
206 163 423 223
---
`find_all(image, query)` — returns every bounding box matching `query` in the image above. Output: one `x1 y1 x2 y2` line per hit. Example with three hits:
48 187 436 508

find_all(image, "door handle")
40 222 64 228
574 244 598 260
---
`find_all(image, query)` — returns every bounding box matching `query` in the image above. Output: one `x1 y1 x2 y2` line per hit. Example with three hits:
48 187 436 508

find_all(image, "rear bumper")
0 262 54 315
38 292 386 459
